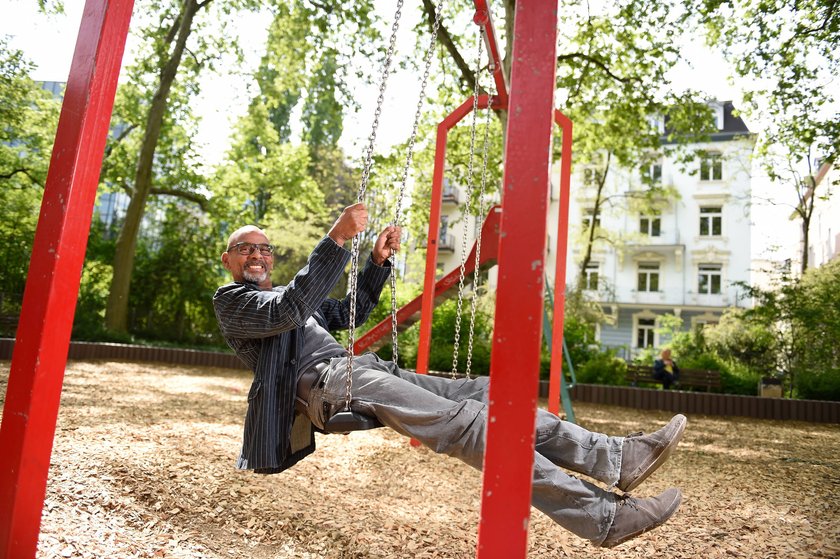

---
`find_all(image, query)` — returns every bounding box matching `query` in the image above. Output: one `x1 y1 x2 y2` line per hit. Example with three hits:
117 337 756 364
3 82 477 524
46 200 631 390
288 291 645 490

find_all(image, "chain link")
389 0 446 366
451 32 485 379
344 1 404 409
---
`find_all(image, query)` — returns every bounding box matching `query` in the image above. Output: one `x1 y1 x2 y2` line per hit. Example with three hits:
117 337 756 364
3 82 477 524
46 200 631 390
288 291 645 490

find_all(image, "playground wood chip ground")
1 360 838 559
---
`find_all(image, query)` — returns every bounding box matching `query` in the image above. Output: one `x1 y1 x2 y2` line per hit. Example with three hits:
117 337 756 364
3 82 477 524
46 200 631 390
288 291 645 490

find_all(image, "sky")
1 0 801 261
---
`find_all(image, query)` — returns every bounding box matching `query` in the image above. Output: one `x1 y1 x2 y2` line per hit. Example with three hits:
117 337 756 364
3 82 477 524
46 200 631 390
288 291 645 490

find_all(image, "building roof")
710 101 751 141
662 100 753 144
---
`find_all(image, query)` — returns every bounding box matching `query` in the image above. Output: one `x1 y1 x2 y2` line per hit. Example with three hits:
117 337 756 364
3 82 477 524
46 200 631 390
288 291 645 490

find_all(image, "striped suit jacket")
213 236 391 474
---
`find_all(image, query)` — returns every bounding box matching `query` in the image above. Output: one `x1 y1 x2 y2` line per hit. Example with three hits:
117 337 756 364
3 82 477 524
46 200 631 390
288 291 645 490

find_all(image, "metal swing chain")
388 0 446 367
451 32 485 379
344 0 405 409
464 81 494 379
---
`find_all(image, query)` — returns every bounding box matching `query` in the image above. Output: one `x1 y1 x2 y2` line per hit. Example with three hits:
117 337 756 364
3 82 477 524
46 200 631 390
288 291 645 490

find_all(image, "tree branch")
0 168 43 187
150 187 209 211
306 0 332 13
557 51 641 85
103 123 138 161
421 0 476 91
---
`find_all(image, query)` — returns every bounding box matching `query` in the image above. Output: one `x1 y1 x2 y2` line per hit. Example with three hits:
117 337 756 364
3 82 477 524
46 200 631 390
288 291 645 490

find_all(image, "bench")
625 364 721 392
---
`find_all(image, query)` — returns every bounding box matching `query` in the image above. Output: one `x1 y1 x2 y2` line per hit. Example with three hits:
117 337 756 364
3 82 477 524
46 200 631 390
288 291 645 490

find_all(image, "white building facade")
802 160 839 270
424 102 755 360
548 102 755 358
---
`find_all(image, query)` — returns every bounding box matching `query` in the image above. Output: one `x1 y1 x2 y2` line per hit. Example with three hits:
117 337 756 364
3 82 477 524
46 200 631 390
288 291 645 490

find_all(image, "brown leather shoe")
600 488 682 548
617 414 686 492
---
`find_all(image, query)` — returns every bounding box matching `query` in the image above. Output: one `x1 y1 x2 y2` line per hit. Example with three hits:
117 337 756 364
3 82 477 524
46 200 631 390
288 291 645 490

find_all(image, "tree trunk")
105 0 205 333
578 152 611 287
800 215 810 274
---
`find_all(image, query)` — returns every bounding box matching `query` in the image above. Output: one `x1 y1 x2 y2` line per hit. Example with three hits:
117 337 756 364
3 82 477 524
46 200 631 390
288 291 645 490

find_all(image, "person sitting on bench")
213 203 688 548
653 349 680 389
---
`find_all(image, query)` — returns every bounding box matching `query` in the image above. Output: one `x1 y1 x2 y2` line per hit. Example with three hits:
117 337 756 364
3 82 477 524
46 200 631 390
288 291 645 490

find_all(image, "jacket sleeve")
213 236 351 339
319 254 392 331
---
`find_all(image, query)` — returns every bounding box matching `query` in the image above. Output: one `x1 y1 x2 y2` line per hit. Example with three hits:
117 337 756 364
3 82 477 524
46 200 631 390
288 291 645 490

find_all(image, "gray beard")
243 269 268 284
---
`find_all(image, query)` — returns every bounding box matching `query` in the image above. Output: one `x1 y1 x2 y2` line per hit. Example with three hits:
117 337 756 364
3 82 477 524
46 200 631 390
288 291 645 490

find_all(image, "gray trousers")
305 353 622 544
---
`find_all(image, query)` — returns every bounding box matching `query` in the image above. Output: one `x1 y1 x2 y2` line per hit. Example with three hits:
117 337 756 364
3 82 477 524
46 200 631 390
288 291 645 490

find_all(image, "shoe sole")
620 414 687 493
602 489 682 548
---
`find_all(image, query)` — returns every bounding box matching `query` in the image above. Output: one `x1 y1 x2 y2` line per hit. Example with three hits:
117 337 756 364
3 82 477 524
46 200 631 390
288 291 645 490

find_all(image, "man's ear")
221 251 231 271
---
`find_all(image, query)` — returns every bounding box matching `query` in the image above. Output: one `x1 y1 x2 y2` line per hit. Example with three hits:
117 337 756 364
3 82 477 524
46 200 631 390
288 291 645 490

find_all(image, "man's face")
222 230 274 289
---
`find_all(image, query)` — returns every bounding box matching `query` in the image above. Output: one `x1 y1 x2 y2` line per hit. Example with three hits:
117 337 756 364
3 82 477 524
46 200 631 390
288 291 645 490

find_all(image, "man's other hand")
373 225 401 266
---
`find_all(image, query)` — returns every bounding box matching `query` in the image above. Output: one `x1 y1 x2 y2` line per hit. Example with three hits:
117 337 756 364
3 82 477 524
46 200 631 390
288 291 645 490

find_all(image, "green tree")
211 1 381 307
104 0 255 333
0 40 61 322
736 259 840 400
692 0 839 272
128 199 225 345
419 0 718 289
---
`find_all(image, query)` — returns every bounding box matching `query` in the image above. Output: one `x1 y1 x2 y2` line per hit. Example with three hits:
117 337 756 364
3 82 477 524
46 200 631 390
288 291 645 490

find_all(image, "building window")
698 263 722 294
637 262 660 292
583 167 599 187
647 115 665 134
700 153 723 181
640 159 662 186
699 206 722 236
636 318 656 348
583 208 601 231
584 262 599 290
640 214 661 237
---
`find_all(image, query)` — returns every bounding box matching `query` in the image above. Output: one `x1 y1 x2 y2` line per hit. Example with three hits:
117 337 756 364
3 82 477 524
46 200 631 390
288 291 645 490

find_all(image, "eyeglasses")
227 242 275 256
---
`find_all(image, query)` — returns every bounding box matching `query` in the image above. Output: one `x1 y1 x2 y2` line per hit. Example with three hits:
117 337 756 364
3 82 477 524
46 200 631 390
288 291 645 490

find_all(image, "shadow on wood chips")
0 361 838 558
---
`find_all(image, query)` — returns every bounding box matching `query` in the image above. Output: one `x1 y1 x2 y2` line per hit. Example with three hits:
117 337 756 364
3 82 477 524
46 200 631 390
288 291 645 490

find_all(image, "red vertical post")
0 0 135 556
476 0 558 556
547 111 573 416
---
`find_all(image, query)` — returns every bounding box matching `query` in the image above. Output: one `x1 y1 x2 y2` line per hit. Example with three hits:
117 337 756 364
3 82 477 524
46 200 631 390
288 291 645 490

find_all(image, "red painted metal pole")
0 0 135 555
476 0 558 556
547 111 573 416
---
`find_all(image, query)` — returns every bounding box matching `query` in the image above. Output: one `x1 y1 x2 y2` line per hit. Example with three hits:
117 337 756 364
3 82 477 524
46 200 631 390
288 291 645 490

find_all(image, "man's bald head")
227 225 269 250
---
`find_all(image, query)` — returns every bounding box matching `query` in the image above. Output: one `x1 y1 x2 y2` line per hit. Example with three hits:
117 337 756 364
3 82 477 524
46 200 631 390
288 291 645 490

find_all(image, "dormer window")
647 115 665 135
710 102 724 130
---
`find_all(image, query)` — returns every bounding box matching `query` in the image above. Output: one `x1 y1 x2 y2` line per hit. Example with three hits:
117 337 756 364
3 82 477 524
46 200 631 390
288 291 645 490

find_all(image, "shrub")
796 369 840 401
576 351 627 386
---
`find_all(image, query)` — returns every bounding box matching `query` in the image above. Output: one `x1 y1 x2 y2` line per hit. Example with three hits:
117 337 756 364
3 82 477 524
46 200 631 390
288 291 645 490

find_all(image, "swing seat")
323 409 383 434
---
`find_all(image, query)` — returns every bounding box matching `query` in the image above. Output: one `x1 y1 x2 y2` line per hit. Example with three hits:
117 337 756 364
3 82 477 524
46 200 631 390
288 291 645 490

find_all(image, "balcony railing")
442 189 460 204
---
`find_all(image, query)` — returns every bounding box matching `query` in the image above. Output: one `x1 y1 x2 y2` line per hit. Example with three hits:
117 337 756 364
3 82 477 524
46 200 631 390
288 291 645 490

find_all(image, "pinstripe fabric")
213 235 391 474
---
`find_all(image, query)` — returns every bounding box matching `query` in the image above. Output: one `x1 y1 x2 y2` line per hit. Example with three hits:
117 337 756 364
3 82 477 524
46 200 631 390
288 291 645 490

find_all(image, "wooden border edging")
2 338 837 423
0 338 246 370
564 383 840 424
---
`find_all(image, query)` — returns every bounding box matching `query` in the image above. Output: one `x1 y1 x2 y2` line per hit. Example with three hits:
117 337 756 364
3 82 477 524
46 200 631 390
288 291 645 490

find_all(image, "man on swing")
213 203 687 548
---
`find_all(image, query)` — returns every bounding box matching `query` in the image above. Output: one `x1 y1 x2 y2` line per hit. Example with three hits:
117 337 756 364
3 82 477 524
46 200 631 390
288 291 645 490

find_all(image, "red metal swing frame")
0 1 569 557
